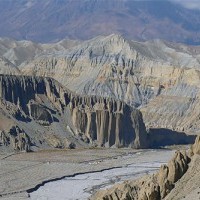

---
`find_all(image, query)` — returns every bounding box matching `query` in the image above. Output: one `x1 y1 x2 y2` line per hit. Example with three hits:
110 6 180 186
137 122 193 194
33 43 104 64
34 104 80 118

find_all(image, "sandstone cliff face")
1 35 200 136
69 95 147 148
18 34 200 134
0 74 148 150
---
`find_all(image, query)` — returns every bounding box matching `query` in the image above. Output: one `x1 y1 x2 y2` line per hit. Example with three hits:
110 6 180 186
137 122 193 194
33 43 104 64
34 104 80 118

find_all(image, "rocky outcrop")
0 74 148 149
69 96 147 148
165 136 200 200
1 35 200 135
0 126 30 152
30 103 53 125
91 136 200 200
19 34 200 134
157 151 190 198
91 150 191 200
190 135 200 156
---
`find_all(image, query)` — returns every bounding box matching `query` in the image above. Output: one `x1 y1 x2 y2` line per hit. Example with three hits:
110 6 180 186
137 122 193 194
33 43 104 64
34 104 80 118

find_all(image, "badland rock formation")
16 34 200 135
0 126 30 152
0 74 149 151
91 136 200 200
0 35 198 151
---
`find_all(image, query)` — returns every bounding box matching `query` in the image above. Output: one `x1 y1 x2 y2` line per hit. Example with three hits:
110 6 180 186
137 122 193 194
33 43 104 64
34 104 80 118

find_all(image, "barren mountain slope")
1 35 200 134
0 37 81 65
0 74 150 152
19 34 200 134
0 56 20 75
1 0 200 44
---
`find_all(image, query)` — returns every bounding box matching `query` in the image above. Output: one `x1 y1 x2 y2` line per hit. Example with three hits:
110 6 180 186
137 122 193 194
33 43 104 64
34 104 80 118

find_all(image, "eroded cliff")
0 74 148 151
18 34 200 135
1 35 200 135
90 136 200 200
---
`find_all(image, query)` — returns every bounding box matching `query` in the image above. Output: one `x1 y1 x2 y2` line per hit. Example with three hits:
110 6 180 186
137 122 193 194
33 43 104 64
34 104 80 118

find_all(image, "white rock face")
0 37 81 74
0 56 20 75
1 34 200 134
16 34 200 134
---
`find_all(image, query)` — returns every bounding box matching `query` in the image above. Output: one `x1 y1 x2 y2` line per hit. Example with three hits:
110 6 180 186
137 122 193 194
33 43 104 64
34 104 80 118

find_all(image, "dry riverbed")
0 148 175 200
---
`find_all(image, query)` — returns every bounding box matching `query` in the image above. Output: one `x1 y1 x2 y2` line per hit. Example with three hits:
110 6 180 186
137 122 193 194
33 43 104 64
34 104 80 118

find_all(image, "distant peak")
106 34 125 41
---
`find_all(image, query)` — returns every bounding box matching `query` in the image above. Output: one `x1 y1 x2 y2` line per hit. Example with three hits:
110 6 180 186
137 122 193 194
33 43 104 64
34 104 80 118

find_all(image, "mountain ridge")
0 0 200 44
1 35 200 135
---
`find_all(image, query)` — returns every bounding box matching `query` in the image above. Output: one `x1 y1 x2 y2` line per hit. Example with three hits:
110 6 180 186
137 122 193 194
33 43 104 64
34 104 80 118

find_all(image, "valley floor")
0 148 175 200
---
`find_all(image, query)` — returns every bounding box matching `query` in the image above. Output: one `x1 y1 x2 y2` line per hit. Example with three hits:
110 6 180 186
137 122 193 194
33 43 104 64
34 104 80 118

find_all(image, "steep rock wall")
20 35 200 134
0 75 148 148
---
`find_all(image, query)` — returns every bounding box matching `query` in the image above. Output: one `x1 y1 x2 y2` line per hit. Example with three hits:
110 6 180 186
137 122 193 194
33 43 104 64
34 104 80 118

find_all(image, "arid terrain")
0 0 200 199
1 34 200 136
0 34 199 199
0 0 200 44
0 148 174 199
91 136 200 200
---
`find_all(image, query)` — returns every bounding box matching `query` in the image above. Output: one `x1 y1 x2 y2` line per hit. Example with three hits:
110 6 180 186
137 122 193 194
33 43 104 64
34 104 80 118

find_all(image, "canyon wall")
19 34 200 135
0 75 148 150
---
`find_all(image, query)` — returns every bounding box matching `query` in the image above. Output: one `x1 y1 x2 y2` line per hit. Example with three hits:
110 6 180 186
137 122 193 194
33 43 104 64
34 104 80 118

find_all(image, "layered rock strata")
18 34 200 134
1 35 200 135
0 74 148 150
0 126 30 152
